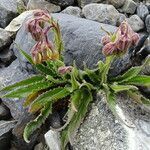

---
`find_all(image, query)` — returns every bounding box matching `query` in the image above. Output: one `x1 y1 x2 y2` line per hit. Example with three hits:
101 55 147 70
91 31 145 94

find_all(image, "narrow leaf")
30 87 71 113
23 102 52 143
124 75 150 87
2 81 53 98
110 84 138 93
1 75 44 91
15 44 34 65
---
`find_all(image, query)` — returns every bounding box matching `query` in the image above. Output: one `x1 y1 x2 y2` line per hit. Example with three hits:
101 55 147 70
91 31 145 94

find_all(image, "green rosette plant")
0 10 150 150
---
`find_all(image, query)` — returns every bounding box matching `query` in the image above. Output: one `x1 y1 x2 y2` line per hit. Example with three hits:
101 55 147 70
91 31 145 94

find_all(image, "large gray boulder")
73 92 150 150
13 13 132 76
0 0 18 28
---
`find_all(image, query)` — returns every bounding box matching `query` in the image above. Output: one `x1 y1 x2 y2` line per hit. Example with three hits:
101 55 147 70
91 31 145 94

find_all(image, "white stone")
44 130 61 150
82 3 120 26
127 15 144 32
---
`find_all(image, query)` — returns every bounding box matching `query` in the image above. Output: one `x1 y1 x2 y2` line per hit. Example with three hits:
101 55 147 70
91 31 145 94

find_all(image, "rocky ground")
0 0 150 150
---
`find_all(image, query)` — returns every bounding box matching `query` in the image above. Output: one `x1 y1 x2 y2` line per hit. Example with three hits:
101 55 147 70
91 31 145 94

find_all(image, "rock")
0 103 11 120
145 15 150 33
12 110 39 150
44 130 61 150
0 59 31 120
0 0 18 28
5 10 36 33
0 49 14 63
34 143 46 150
73 92 150 150
137 3 149 21
27 0 61 12
0 28 13 51
108 0 125 8
13 13 134 76
82 4 120 26
0 120 16 150
117 13 127 26
122 0 137 14
127 15 144 32
77 0 103 7
46 0 74 7
62 6 81 17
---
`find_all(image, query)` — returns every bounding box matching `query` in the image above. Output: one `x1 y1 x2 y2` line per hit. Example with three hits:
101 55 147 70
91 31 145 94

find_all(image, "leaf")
23 92 39 107
101 55 115 84
70 67 80 90
110 84 138 93
107 91 117 114
61 88 93 149
1 75 44 92
127 90 150 105
2 81 53 98
102 84 117 114
30 87 71 113
15 44 34 65
35 63 56 76
110 56 150 83
46 75 65 84
23 102 52 143
110 66 142 83
124 75 150 87
84 68 100 83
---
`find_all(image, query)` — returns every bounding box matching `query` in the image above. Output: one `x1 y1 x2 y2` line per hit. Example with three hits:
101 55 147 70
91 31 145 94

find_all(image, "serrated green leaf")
23 102 52 143
107 91 117 114
23 92 39 107
71 67 80 90
15 44 34 65
61 88 93 149
124 75 150 87
46 75 65 84
84 68 100 83
110 84 138 93
1 75 44 92
110 66 142 83
127 90 150 105
2 81 53 98
102 84 117 114
30 87 71 113
35 63 56 76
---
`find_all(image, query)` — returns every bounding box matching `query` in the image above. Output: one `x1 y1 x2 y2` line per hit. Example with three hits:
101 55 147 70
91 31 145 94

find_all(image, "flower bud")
101 35 111 45
58 66 73 74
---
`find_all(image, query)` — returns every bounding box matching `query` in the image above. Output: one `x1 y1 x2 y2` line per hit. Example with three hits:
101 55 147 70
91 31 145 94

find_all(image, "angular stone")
77 0 103 8
82 4 120 26
0 28 13 51
122 0 137 14
5 10 36 33
127 15 144 32
73 92 150 150
117 13 127 26
137 3 149 21
44 130 61 150
145 15 150 33
108 0 125 8
0 120 16 150
0 103 11 120
0 49 14 63
27 0 61 12
0 0 18 28
0 59 31 120
46 0 74 7
62 6 81 17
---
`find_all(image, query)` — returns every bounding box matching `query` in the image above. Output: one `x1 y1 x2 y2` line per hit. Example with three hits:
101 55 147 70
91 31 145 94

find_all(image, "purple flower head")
102 21 140 56
58 66 73 75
